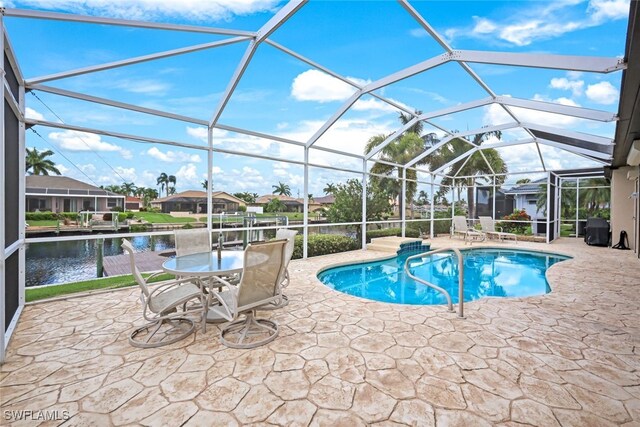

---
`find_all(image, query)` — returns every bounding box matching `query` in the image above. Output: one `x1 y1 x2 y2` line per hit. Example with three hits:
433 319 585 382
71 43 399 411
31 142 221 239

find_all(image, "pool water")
318 248 570 305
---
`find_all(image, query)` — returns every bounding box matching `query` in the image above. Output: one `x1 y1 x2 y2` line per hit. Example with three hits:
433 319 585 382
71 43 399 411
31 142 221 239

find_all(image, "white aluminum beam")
480 138 535 150
214 123 305 147
3 8 255 37
365 119 418 160
362 53 449 94
3 29 24 85
26 119 208 151
27 37 249 85
454 50 625 73
452 152 475 178
29 84 209 125
495 96 617 122
452 122 520 140
305 91 361 148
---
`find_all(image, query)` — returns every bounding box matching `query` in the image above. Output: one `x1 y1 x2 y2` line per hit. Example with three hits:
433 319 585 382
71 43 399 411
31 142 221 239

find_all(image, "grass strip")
26 273 174 302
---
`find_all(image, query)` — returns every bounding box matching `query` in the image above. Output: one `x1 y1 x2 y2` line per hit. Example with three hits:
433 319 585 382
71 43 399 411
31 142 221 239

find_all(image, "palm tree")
156 172 168 197
120 182 136 196
201 179 208 190
365 132 425 217
432 130 506 219
323 183 337 195
308 194 314 202
516 178 531 184
272 182 292 196
25 148 61 175
398 110 424 136
168 175 176 196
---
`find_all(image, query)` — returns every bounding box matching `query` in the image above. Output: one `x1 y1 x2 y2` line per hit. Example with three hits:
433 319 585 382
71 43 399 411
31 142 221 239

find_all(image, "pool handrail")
404 247 464 318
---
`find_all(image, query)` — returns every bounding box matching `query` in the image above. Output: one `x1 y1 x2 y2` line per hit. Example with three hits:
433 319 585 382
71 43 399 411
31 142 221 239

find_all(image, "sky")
5 0 631 199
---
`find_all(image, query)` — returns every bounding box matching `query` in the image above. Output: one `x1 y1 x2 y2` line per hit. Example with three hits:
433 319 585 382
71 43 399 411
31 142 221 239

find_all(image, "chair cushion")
149 283 201 314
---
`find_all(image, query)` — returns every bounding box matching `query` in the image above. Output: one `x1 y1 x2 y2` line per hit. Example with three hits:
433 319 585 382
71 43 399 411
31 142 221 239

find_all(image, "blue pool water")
318 248 570 305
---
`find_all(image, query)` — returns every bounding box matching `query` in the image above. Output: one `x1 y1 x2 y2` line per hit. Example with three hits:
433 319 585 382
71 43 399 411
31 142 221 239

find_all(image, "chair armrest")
148 277 200 298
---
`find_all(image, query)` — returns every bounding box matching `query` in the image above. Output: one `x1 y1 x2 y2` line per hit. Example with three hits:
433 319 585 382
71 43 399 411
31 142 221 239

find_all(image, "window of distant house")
528 200 536 205
107 198 117 207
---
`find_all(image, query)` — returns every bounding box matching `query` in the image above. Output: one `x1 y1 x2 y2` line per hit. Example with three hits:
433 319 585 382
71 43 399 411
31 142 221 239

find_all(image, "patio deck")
1 237 639 426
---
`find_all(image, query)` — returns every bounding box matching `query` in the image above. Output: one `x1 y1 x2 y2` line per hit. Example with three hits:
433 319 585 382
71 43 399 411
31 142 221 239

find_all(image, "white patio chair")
479 216 517 243
122 239 207 348
452 215 485 243
208 239 288 349
259 229 298 310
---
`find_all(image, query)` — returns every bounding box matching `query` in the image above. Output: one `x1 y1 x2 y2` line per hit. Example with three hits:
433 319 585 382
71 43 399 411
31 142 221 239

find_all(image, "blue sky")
6 0 631 198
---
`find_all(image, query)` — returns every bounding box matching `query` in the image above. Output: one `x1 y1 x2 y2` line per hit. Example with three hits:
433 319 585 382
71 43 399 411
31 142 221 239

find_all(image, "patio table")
162 251 245 323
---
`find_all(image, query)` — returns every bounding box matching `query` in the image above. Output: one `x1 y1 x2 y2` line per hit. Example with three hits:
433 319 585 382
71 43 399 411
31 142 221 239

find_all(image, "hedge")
26 212 81 221
292 234 360 259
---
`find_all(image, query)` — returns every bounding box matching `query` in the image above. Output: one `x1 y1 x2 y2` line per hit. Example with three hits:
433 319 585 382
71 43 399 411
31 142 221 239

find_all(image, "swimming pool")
317 248 570 305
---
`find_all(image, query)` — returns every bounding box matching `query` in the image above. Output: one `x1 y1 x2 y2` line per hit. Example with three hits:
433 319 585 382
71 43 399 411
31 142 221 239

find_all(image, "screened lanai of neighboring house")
1 0 639 364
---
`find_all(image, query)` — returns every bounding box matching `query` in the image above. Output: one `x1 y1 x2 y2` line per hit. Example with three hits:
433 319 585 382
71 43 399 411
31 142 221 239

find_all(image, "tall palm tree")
25 148 61 175
398 110 424 136
156 172 168 197
365 132 425 217
168 175 176 196
323 183 337 195
201 179 208 190
272 182 292 196
120 182 137 196
432 130 506 219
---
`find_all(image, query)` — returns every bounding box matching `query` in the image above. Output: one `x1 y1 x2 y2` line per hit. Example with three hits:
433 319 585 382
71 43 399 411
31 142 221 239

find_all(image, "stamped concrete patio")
1 237 639 426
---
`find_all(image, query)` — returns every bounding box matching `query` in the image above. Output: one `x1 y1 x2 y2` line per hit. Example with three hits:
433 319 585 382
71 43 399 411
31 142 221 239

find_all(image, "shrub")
292 234 360 259
364 227 420 243
497 210 531 234
182 223 194 229
237 205 247 212
26 211 56 221
117 213 127 222
110 206 124 212
126 212 135 219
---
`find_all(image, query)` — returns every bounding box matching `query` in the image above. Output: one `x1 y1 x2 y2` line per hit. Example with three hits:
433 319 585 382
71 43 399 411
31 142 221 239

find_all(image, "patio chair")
122 239 207 348
208 239 288 349
479 216 517 243
452 215 485 243
260 229 298 310
174 228 211 256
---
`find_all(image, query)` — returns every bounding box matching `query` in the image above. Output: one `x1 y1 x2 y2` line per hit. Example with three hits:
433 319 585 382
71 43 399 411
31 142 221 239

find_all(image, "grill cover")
584 217 610 246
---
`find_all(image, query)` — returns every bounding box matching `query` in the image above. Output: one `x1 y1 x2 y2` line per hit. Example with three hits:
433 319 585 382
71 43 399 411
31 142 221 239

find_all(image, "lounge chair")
208 239 288 348
122 239 207 348
478 216 517 243
452 215 485 243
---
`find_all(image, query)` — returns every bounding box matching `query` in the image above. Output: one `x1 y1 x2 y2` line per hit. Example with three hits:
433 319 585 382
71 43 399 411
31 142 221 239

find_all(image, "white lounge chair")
122 239 207 348
208 239 288 349
452 215 485 243
479 216 517 243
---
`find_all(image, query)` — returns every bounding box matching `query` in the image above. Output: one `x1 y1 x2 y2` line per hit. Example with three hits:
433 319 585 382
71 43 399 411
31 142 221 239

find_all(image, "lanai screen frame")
0 1 627 361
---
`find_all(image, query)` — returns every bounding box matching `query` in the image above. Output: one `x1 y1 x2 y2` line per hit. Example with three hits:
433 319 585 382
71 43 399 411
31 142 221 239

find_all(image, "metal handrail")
404 247 465 317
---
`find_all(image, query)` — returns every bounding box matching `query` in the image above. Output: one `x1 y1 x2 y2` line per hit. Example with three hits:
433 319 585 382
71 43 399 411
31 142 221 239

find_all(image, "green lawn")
26 220 60 227
26 273 174 302
134 212 196 223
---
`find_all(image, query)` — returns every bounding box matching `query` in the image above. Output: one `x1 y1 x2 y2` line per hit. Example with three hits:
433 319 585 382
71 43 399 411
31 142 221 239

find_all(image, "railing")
404 247 465 317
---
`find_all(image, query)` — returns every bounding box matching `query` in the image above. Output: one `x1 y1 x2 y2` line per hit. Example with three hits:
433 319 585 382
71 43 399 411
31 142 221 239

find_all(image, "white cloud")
549 77 584 97
291 69 368 103
56 164 70 175
147 146 202 163
48 130 131 159
13 0 280 21
25 107 44 121
444 0 630 46
472 17 498 34
585 81 619 105
114 79 170 96
186 126 228 144
409 28 428 38
174 163 200 189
